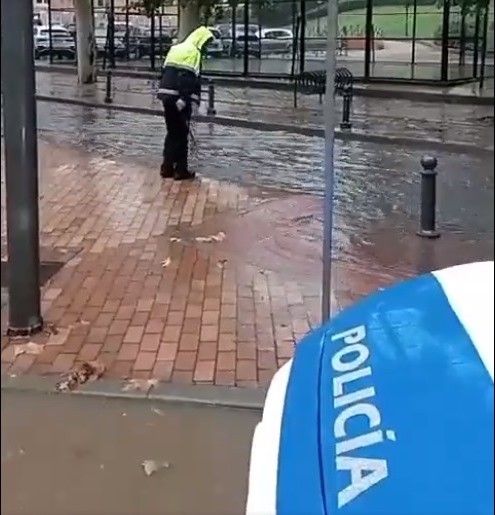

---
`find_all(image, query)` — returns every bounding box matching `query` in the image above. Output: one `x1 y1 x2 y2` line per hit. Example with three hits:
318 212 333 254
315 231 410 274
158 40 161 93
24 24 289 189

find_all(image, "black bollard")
206 80 216 116
417 156 441 239
340 86 352 129
104 69 113 104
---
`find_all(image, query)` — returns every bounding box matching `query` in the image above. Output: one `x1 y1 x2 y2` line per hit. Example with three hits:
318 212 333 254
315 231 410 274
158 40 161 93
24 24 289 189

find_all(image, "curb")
1 373 266 411
35 64 495 106
36 94 494 155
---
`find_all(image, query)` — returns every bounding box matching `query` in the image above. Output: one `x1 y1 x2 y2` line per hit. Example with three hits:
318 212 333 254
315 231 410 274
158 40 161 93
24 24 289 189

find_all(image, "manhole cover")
1 260 64 288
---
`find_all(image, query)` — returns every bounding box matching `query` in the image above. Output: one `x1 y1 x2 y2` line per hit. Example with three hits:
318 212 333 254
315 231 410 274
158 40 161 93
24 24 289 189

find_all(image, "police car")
247 261 494 515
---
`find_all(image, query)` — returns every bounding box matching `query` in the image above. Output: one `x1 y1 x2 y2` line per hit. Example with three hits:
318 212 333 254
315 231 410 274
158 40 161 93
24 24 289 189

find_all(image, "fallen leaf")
122 378 158 392
13 342 45 358
216 258 228 269
211 231 226 242
45 323 59 336
55 360 106 392
142 459 170 477
161 257 171 268
46 326 71 346
151 407 165 416
79 319 90 326
169 237 182 242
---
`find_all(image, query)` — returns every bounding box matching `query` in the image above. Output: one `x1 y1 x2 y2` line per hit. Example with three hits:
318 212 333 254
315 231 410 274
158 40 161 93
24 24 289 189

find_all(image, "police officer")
157 26 213 181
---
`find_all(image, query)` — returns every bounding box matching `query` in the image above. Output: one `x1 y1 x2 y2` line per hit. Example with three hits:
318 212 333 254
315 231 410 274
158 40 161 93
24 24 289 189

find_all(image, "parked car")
205 28 225 57
94 23 144 59
34 25 75 59
259 28 293 54
223 27 293 57
136 32 173 60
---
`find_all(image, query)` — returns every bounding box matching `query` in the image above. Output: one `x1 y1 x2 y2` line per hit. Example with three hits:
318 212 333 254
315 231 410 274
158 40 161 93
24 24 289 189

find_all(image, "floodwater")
1 391 259 515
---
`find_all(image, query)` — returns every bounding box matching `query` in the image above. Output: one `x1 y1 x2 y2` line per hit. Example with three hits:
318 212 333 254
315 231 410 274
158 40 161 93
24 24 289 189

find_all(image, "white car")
33 25 75 59
223 27 293 57
205 28 225 57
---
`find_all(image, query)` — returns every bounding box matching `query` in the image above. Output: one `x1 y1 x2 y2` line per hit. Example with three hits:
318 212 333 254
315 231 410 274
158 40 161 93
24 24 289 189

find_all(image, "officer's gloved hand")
191 103 199 117
176 98 186 111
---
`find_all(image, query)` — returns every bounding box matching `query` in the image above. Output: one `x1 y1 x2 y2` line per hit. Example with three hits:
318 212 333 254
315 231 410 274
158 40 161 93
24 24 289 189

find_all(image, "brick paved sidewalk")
1 142 329 388
2 139 491 388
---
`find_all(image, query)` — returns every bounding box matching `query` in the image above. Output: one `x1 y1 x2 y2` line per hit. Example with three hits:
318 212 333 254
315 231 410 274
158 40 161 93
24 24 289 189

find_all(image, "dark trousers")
162 97 192 174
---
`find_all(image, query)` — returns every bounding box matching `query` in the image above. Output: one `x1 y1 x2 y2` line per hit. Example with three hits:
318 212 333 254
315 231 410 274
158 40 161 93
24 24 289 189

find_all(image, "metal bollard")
340 87 352 129
104 69 113 104
206 80 216 116
417 156 440 239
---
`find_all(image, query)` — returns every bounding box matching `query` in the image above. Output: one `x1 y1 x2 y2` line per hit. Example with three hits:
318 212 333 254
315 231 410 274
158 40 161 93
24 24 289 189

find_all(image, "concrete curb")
1 373 266 410
36 94 494 155
35 64 495 106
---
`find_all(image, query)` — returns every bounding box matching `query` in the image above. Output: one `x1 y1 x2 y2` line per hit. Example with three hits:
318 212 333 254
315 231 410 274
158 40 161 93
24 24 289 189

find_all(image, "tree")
133 0 205 41
74 0 97 84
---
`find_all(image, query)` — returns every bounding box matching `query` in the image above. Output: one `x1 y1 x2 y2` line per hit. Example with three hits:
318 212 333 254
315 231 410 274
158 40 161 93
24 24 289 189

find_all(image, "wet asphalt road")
34 71 495 148
1 391 258 515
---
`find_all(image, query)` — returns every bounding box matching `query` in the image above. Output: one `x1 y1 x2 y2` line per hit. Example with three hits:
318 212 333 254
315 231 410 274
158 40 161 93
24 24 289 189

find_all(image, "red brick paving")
1 141 402 388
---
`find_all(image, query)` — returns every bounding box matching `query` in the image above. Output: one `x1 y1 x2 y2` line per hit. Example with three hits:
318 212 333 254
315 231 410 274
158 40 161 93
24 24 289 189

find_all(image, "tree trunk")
178 1 201 42
74 0 96 84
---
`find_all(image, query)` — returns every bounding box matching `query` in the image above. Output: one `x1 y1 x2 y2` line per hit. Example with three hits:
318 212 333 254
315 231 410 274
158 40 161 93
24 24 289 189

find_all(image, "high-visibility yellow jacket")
157 26 213 104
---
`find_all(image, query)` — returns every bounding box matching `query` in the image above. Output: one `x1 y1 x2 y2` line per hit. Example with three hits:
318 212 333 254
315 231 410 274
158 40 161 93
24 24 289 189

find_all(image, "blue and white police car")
247 261 494 515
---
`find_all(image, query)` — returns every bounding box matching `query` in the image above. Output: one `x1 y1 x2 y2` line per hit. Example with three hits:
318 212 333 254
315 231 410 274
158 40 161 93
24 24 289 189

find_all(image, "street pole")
1 0 43 335
321 0 339 323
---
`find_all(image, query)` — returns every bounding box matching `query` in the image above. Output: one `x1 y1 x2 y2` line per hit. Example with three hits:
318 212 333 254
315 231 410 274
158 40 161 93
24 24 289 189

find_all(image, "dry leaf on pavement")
122 378 158 392
195 231 226 243
46 326 71 346
55 360 106 392
45 322 59 336
169 237 182 242
217 258 228 269
161 257 171 268
13 342 45 358
211 231 226 242
141 459 170 477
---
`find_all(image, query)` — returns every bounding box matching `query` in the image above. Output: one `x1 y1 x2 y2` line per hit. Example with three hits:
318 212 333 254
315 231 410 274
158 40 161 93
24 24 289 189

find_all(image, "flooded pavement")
35 71 494 149
1 390 257 515
34 101 494 231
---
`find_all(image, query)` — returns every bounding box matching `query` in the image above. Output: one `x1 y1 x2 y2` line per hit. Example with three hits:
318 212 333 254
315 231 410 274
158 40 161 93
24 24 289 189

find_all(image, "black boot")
174 170 196 181
160 162 174 178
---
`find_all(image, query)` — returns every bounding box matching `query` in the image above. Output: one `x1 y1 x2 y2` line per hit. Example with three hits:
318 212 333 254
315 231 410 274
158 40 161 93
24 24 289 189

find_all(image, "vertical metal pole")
411 0 418 65
231 3 237 57
321 0 339 323
150 10 156 71
290 0 297 78
472 6 481 78
243 0 249 77
159 6 164 60
1 0 43 335
109 0 115 68
479 6 489 88
405 3 409 37
48 0 54 64
364 0 373 78
440 0 450 82
299 0 306 73
125 0 130 60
